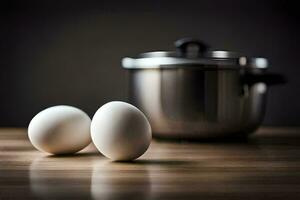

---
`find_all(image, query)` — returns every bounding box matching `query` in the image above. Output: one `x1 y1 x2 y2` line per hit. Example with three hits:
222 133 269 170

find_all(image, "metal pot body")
128 68 267 139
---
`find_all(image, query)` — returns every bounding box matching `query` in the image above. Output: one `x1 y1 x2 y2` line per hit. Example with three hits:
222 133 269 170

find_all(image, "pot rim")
122 54 268 70
122 38 268 70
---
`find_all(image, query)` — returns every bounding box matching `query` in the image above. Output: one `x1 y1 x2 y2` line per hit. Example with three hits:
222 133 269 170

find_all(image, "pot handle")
242 73 286 86
175 38 209 56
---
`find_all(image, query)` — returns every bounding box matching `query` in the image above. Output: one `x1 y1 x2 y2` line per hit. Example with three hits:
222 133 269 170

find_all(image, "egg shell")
91 101 152 161
28 105 91 155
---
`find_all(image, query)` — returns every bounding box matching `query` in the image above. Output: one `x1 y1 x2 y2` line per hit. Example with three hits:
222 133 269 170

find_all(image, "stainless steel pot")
122 38 285 139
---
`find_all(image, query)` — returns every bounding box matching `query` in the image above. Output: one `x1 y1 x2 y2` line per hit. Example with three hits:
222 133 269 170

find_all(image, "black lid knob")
175 38 209 57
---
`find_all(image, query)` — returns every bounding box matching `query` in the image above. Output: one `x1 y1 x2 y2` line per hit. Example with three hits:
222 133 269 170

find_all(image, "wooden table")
0 128 300 200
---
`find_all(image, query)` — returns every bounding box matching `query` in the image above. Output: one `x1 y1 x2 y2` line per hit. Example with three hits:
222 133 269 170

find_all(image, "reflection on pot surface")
129 69 267 138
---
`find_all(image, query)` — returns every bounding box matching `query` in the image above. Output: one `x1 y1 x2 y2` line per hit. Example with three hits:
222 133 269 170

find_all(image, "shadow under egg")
91 161 152 200
29 156 93 200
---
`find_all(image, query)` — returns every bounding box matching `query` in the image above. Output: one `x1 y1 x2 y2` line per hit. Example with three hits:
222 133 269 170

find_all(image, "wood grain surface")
0 127 300 200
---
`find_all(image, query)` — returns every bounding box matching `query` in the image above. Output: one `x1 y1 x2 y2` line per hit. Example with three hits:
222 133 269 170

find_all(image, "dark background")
1 0 299 127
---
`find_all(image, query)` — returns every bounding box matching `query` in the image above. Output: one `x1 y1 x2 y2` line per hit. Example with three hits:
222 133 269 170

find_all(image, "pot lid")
122 38 268 69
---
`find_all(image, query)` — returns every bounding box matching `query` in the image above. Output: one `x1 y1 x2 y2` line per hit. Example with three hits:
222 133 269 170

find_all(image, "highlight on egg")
28 105 92 155
91 101 152 161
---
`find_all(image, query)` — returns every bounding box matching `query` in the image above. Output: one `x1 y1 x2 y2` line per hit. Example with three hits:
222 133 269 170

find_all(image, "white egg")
28 105 91 155
91 101 152 161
